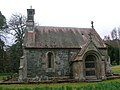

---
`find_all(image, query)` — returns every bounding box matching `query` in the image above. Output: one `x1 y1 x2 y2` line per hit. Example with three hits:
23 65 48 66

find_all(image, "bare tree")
118 27 120 40
111 28 117 40
8 13 26 56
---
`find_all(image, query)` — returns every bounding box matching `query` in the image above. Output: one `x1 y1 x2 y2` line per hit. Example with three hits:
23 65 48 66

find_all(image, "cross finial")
91 21 94 29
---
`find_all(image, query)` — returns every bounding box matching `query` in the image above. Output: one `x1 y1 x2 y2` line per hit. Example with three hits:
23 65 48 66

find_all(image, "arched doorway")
85 55 96 77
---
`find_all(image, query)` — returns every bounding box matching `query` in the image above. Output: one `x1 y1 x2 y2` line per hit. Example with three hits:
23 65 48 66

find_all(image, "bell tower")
26 6 35 32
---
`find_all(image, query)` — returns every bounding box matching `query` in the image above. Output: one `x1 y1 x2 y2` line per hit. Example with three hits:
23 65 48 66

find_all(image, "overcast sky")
1 0 120 40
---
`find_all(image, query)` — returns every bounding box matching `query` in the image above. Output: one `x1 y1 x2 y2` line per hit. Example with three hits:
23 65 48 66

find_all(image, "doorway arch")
85 55 96 76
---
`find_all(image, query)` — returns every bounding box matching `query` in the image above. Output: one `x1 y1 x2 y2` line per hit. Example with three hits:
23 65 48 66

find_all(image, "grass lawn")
0 73 9 81
0 76 4 81
112 65 120 73
0 79 120 90
0 73 13 81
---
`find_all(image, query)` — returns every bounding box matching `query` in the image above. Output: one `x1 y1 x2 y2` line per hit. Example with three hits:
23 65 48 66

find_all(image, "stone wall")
25 48 79 80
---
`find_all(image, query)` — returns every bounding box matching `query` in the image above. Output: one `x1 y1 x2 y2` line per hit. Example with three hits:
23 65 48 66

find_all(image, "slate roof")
24 26 106 48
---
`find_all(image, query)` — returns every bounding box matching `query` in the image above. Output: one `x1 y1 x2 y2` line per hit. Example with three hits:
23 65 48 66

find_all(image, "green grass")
0 73 8 81
0 79 120 90
112 65 120 73
0 73 13 81
0 76 5 81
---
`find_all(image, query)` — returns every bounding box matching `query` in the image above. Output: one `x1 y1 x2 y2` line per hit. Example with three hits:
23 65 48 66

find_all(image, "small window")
47 52 54 68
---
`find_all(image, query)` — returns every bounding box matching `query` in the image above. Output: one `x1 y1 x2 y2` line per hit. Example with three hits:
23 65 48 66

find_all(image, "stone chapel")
19 8 111 82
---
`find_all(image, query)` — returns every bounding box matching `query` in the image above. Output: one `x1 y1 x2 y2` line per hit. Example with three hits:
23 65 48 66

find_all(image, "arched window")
47 52 54 68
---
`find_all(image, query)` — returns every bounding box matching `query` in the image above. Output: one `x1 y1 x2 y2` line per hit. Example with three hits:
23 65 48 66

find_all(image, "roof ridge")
36 26 92 29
